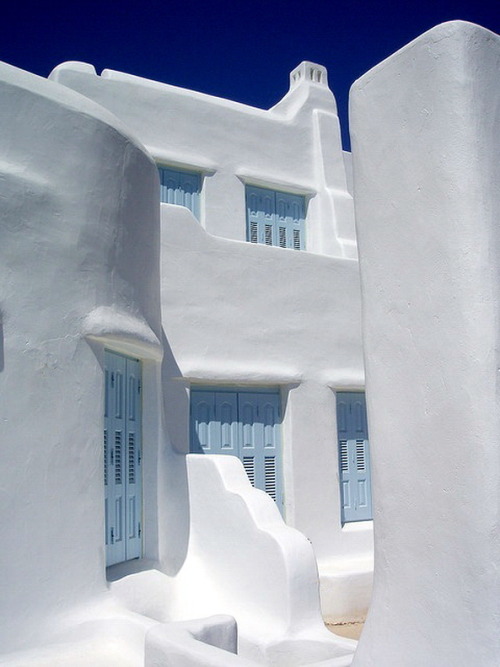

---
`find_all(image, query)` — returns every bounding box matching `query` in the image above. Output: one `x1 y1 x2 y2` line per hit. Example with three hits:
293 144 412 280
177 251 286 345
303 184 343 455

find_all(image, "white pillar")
350 21 500 666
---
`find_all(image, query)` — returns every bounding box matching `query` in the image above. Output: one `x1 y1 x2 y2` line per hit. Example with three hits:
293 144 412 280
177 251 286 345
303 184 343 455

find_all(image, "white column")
350 21 500 666
284 381 373 622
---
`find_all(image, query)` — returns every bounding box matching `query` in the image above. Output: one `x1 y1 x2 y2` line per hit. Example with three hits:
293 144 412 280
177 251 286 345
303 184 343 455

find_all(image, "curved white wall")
0 57 358 666
350 21 500 666
176 455 356 665
0 61 161 654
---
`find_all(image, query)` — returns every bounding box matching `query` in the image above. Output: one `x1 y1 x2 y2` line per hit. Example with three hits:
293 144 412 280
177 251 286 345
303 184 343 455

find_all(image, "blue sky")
2 0 498 148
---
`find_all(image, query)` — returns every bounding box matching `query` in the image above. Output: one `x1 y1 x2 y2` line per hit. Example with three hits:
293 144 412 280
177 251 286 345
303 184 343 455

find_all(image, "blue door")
336 392 372 523
104 351 142 566
190 388 283 513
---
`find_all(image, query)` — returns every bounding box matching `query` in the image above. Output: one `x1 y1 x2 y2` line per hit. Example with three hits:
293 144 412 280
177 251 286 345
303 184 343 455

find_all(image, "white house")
49 59 374 623
0 55 361 666
5 19 493 667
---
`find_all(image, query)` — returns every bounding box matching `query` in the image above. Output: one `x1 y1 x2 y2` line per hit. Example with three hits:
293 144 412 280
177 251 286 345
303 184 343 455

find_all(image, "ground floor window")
190 387 283 513
336 392 372 523
104 350 142 566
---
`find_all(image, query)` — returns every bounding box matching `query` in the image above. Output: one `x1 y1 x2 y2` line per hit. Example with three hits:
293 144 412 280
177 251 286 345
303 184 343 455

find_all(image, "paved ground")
325 622 364 641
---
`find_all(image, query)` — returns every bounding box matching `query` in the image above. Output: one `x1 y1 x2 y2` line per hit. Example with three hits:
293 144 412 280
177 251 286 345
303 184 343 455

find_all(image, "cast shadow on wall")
160 330 191 575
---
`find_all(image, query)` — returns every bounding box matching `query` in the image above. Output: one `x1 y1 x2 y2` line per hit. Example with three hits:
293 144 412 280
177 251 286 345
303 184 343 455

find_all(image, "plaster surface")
0 59 358 666
144 615 251 667
50 59 356 258
104 455 358 665
5 18 499 666
0 59 160 655
177 455 356 665
49 58 373 620
350 20 500 666
159 206 373 619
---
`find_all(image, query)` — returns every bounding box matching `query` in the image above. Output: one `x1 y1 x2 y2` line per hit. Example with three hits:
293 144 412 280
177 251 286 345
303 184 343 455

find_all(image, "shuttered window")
190 388 283 514
336 392 372 523
158 166 201 220
104 351 142 567
246 185 305 250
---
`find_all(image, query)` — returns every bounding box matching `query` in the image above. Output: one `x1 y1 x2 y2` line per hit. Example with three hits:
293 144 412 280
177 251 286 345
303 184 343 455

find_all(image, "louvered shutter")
190 389 283 515
104 351 142 566
336 392 372 523
238 394 258 489
177 170 201 220
124 357 142 560
159 168 177 206
258 393 283 511
246 185 274 245
237 392 283 513
105 351 127 565
246 185 305 250
275 191 305 250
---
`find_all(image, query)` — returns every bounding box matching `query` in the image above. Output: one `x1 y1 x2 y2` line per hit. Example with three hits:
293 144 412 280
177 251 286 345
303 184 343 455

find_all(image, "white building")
0 53 368 666
49 59 374 622
7 18 493 666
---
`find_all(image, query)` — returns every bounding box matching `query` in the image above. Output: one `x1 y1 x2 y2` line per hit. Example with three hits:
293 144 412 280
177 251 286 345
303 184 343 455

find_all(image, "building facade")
50 58 374 621
3 19 495 667
0 55 368 667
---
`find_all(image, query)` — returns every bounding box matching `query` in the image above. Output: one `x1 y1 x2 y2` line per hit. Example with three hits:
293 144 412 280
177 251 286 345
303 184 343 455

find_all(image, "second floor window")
246 185 306 250
158 166 201 220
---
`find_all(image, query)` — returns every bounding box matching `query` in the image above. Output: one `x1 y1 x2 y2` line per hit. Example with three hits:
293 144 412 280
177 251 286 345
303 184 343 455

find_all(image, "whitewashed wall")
50 61 372 621
50 60 356 259
350 21 500 666
0 60 358 665
0 61 162 656
158 206 372 621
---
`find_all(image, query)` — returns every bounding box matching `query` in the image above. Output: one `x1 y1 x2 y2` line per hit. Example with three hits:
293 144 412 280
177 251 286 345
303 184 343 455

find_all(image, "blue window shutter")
238 393 258 487
257 393 283 511
177 170 201 220
215 392 239 455
158 166 201 220
105 351 126 566
237 392 283 513
246 185 305 250
190 391 216 453
190 390 239 456
159 168 178 206
336 392 372 523
124 357 142 560
275 191 305 250
104 351 143 566
246 185 274 245
191 388 283 515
